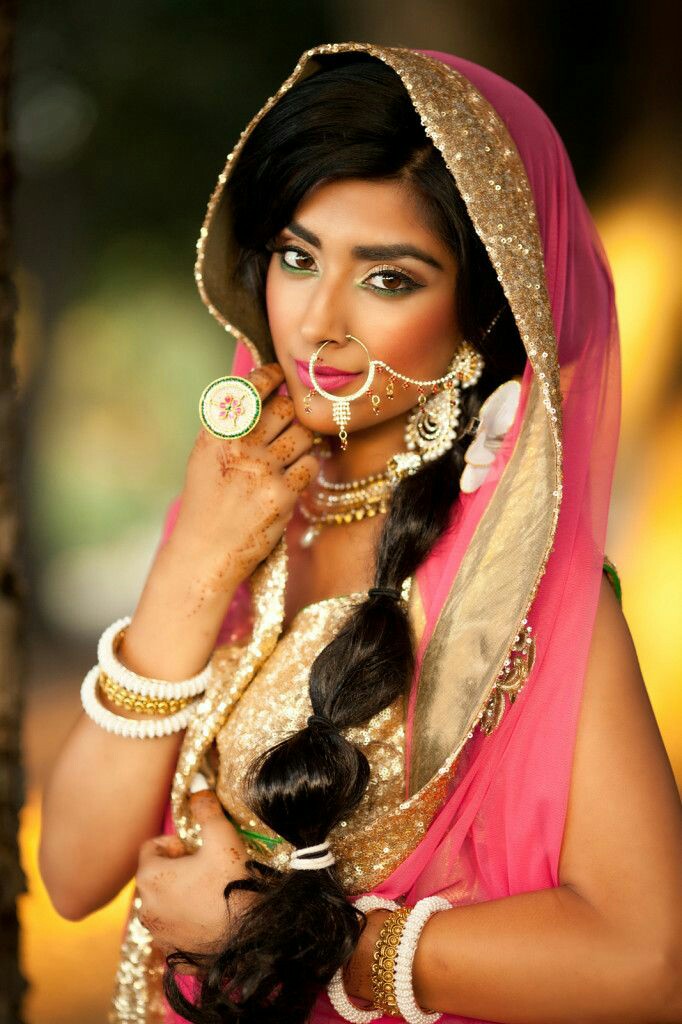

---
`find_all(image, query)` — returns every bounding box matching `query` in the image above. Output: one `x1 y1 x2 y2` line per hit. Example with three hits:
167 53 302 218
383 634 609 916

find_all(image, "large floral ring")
199 375 262 440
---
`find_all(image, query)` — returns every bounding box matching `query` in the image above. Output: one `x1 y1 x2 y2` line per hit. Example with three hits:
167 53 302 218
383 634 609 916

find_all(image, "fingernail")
189 772 211 794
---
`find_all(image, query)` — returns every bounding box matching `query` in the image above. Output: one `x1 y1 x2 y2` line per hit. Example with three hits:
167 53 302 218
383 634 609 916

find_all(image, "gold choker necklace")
297 451 423 548
298 475 394 548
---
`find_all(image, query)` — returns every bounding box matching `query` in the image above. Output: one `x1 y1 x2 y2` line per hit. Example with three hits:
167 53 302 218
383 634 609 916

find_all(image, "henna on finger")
246 363 284 397
243 393 295 447
284 453 320 493
268 423 315 467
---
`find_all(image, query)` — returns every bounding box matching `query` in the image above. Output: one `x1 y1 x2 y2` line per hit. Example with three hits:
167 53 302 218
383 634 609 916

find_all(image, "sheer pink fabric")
159 49 620 1024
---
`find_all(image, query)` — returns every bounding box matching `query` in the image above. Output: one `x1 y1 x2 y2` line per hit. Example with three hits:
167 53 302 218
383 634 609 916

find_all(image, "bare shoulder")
558 573 682 942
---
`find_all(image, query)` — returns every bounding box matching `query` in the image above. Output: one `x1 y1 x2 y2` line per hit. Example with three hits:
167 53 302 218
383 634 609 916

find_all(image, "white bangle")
326 895 399 1023
394 896 451 1024
97 617 212 699
80 664 198 738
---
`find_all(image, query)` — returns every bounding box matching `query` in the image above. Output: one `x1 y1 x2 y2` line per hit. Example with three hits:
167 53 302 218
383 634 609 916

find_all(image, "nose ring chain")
305 327 492 450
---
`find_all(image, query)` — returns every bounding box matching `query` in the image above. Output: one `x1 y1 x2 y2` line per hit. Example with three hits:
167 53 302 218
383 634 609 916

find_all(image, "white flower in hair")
460 380 521 494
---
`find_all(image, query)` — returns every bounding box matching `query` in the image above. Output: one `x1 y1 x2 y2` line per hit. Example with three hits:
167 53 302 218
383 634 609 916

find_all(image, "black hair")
165 53 526 1023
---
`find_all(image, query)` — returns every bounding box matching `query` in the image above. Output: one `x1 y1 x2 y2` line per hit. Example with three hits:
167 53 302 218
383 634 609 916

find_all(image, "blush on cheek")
265 265 292 360
384 301 458 378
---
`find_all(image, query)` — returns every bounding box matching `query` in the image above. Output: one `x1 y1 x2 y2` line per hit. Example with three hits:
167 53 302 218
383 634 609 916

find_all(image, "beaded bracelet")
98 672 193 716
394 896 451 1024
371 906 411 1015
81 664 199 738
97 616 212 699
326 895 399 1023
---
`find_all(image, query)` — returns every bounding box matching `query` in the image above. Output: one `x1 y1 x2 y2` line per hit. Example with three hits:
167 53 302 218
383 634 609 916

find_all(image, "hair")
165 54 526 1023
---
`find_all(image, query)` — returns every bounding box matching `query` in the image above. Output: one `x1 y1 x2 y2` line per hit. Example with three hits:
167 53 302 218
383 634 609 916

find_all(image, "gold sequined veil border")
110 42 563 1022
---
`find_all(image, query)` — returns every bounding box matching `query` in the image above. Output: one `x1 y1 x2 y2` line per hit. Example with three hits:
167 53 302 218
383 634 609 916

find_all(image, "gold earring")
403 342 486 464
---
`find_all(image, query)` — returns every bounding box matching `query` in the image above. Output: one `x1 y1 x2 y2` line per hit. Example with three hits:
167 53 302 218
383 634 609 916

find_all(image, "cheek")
380 294 458 375
265 263 300 355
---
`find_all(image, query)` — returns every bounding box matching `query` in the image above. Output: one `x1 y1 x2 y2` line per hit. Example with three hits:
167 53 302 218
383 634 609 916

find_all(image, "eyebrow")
286 220 444 271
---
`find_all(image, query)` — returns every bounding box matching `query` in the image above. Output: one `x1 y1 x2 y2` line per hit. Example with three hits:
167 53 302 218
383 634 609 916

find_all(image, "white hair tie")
289 840 336 870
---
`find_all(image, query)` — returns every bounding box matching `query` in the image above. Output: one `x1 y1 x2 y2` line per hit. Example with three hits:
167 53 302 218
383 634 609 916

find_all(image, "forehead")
290 178 454 262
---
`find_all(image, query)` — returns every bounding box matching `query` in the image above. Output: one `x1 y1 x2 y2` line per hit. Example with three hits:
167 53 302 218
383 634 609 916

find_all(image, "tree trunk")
0 1 26 1021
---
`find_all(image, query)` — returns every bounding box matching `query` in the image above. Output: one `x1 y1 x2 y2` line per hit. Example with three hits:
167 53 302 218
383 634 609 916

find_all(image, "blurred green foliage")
15 1 334 595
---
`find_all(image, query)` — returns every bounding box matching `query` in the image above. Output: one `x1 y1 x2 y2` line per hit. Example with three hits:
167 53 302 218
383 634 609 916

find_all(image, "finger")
138 834 186 868
247 393 296 446
189 791 249 864
138 835 162 868
189 790 235 842
149 835 187 859
268 422 315 468
283 452 320 494
246 363 285 403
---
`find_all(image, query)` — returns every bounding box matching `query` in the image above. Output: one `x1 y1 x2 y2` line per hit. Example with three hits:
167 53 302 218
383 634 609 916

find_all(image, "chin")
295 405 336 435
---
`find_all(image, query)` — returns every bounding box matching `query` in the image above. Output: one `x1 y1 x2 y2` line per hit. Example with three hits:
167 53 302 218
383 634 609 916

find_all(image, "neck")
320 412 408 483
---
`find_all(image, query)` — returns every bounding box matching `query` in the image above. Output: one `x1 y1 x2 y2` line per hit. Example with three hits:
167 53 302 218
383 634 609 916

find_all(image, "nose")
298 270 350 354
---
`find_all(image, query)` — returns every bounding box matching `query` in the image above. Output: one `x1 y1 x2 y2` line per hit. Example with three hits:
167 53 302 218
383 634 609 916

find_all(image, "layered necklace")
298 445 427 548
298 465 395 548
296 315 500 548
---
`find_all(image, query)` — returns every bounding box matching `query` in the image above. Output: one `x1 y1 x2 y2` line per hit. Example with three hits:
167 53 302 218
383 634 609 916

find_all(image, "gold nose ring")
307 335 375 449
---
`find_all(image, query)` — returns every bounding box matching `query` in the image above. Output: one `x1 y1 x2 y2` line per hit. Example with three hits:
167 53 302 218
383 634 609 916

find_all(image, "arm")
38 532 240 921
39 364 319 921
346 577 682 1023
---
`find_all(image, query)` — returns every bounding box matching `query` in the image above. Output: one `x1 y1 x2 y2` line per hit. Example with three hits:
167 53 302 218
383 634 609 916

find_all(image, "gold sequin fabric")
170 539 289 850
215 595 408 888
109 895 166 1024
109 538 452 1020
167 531 454 896
110 543 290 1024
207 557 456 895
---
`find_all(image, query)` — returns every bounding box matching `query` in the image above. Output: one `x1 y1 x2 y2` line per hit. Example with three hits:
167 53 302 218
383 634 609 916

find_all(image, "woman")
39 44 682 1024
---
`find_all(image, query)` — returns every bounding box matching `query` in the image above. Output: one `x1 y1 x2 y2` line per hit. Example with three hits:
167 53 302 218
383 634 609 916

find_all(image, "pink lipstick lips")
294 358 362 392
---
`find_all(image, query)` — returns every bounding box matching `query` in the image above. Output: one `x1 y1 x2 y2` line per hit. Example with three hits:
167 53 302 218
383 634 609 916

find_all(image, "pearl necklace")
317 467 391 491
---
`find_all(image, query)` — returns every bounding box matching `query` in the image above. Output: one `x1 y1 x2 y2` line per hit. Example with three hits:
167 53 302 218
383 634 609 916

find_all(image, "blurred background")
12 1 680 1021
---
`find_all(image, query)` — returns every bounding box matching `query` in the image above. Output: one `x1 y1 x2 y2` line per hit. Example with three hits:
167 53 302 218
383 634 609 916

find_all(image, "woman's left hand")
135 789 252 960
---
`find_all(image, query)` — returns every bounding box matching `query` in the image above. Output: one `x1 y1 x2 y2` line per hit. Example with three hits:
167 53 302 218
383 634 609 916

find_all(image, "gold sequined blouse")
214 594 408 882
169 537 456 897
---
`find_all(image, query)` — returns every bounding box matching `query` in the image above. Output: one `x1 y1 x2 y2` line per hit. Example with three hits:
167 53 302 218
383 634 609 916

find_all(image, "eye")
363 266 422 295
270 244 317 273
266 242 423 295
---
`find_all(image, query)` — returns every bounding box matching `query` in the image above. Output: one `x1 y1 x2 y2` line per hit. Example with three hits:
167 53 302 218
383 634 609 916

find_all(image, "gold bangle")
98 672 192 716
370 907 410 1015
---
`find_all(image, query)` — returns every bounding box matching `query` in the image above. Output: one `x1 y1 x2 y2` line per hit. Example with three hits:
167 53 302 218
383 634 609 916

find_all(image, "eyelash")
268 244 423 296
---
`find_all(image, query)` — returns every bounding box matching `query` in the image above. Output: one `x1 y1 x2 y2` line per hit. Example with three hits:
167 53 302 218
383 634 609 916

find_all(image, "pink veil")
378 49 621 901
154 45 620 1024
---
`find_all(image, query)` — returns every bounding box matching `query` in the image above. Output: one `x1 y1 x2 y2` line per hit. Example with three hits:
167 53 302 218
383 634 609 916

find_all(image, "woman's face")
265 177 462 438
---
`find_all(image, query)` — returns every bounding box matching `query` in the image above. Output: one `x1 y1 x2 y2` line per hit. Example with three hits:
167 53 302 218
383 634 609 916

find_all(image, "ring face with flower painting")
199 376 262 439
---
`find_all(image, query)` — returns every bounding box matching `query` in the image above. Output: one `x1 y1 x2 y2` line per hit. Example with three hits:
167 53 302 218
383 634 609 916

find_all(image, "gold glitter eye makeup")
361 265 423 296
268 241 423 295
